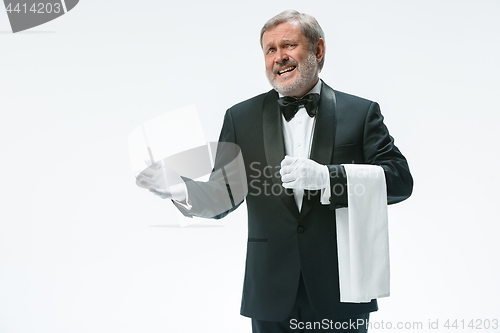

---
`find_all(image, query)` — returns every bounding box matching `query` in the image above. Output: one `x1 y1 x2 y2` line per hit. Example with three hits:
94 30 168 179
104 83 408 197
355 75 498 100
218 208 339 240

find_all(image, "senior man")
143 10 413 333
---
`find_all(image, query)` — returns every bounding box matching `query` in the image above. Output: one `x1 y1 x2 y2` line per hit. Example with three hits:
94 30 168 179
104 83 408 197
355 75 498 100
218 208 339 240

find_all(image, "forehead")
262 22 307 46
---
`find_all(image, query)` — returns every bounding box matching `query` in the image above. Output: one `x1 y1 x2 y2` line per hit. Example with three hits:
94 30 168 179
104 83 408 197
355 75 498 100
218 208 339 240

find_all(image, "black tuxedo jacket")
179 81 413 321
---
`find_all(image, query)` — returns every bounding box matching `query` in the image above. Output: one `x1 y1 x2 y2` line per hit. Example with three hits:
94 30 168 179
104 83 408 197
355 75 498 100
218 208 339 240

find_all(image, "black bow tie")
277 93 320 121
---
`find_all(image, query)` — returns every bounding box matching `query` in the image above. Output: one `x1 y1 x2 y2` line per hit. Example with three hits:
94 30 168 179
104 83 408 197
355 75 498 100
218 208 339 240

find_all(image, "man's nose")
274 48 289 64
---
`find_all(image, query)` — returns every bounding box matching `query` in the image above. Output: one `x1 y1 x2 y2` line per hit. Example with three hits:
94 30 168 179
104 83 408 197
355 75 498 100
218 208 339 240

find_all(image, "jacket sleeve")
327 102 413 209
172 109 245 219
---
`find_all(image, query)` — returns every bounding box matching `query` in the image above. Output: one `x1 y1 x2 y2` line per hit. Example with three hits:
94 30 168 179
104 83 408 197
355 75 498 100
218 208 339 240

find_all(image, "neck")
290 76 319 98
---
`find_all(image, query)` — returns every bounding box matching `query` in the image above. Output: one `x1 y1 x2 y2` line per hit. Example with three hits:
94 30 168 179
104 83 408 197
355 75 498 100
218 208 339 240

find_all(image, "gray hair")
260 10 325 70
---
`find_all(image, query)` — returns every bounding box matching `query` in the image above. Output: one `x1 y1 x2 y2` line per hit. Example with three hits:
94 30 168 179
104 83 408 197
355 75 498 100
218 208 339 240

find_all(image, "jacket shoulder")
333 89 375 108
228 91 269 115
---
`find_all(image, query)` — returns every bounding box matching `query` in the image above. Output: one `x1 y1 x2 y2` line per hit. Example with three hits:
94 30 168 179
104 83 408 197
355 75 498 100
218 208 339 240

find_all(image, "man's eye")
267 49 275 54
287 44 295 48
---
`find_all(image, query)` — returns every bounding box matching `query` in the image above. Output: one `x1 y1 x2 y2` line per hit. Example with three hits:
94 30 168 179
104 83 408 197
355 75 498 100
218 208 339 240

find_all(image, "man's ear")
314 38 325 63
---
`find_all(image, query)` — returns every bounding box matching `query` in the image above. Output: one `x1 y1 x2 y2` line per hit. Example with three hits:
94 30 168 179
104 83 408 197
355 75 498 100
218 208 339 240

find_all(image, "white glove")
148 183 187 202
136 160 187 202
280 155 329 190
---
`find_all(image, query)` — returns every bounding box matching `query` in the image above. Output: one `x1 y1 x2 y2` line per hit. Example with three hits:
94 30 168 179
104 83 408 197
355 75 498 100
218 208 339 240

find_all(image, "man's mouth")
277 66 296 76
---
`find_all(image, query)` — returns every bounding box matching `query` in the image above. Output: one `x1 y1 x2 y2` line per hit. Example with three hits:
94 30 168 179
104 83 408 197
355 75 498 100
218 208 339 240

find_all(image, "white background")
1 1 499 332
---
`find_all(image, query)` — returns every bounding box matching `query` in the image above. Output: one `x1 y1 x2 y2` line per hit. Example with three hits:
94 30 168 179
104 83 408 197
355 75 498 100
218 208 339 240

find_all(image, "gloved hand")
136 159 187 202
280 155 329 190
148 183 187 202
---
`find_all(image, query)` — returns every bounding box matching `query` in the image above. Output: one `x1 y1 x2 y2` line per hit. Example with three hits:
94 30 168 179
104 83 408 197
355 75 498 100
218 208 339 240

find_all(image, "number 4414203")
444 319 498 330
5 2 62 14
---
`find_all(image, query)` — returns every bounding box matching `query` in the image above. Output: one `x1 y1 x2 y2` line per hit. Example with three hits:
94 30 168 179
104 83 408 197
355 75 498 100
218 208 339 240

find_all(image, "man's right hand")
148 184 187 202
135 160 187 202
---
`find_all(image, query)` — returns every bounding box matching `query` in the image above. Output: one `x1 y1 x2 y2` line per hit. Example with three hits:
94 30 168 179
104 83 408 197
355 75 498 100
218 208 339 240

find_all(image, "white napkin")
335 164 390 303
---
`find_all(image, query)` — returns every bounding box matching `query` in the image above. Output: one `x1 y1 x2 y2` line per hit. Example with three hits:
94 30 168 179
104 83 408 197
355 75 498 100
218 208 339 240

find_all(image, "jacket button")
297 225 305 234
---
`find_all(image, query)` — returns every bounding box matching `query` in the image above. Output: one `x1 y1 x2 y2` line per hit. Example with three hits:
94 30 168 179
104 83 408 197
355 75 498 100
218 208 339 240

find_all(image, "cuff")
320 165 331 205
327 165 348 210
171 182 192 212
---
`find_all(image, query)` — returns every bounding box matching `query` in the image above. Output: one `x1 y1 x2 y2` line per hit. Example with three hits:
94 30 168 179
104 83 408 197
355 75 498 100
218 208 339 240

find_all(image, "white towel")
335 164 390 303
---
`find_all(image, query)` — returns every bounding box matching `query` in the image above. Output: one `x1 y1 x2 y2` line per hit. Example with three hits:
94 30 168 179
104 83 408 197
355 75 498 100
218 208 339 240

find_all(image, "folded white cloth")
335 164 389 303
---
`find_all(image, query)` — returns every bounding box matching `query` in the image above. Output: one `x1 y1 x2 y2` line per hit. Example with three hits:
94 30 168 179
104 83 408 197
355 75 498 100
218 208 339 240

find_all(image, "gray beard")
266 53 318 96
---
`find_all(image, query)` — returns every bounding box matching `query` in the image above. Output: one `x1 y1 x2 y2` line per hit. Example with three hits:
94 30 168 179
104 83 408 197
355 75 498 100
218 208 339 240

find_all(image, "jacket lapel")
262 89 300 217
299 81 337 220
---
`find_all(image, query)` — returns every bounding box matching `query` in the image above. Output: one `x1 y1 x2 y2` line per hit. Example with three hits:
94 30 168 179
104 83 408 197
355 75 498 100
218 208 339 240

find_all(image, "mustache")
273 60 298 74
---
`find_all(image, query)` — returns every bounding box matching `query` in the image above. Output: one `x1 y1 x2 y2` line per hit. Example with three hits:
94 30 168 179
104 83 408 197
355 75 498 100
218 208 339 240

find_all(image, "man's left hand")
280 156 328 190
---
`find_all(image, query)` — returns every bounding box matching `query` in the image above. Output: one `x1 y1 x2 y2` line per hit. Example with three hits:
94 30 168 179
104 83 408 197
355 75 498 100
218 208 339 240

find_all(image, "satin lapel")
262 90 299 217
299 81 337 220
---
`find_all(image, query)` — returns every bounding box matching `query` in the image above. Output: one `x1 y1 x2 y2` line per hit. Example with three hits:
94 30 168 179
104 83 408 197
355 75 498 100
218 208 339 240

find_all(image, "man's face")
262 22 323 97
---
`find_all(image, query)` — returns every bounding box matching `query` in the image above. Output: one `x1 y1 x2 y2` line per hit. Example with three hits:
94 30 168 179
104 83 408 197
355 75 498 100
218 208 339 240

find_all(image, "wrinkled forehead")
262 22 307 48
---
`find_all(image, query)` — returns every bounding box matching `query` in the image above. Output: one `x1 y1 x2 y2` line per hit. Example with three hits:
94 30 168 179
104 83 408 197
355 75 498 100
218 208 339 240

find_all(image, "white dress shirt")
279 79 331 211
